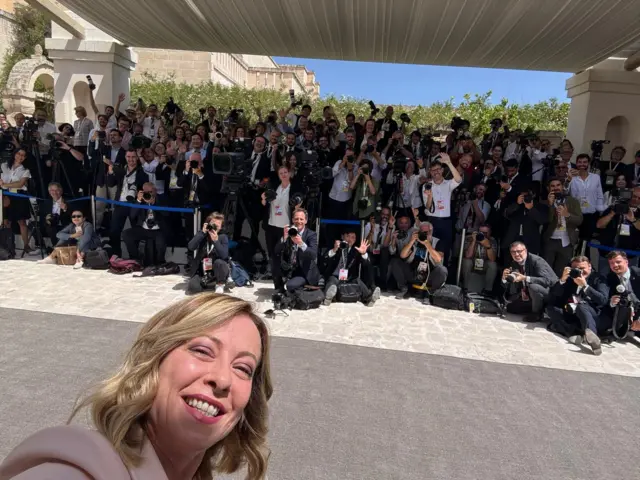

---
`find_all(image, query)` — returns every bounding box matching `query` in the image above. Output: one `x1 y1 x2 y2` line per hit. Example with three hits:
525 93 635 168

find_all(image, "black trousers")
546 303 611 337
325 275 372 303
110 205 133 257
187 259 230 294
233 193 263 252
390 257 448 291
264 223 283 261
429 216 453 264
122 227 167 265
370 246 391 289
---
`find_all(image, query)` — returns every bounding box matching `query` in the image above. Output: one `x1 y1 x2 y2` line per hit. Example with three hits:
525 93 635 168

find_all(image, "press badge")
606 170 616 186
373 247 380 255
417 262 428 273
342 181 349 192
339 269 349 281
620 223 631 236
275 204 283 216
202 257 213 271
580 198 590 209
436 200 445 211
474 258 484 271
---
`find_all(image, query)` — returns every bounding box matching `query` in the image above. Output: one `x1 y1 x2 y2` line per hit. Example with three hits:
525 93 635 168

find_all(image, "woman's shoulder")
0 425 130 480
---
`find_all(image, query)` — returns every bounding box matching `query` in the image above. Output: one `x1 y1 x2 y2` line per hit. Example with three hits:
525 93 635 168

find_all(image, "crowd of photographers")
2 83 640 353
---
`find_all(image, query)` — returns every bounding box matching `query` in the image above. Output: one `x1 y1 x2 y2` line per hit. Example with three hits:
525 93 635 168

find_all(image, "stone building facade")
132 48 320 98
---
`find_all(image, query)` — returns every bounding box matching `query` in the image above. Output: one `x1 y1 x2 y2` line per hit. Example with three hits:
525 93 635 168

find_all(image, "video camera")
131 134 152 150
369 101 380 117
212 152 252 194
591 139 610 164
399 113 411 124
613 188 633 215
163 97 182 123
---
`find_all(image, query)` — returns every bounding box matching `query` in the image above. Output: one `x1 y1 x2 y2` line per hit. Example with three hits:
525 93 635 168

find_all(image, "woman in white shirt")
261 164 297 261
0 148 33 253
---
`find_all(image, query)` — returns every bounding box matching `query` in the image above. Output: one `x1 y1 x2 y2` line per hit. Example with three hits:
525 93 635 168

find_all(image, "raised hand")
355 239 370 255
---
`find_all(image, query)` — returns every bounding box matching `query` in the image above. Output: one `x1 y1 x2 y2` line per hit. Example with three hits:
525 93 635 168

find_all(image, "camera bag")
431 284 465 310
293 288 325 310
0 226 15 260
465 292 505 316
337 282 361 303
84 248 110 270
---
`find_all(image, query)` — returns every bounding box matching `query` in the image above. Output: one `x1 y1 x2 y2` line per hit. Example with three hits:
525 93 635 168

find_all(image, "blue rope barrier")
67 196 92 203
1 190 46 201
319 219 361 225
94 196 196 213
587 242 640 257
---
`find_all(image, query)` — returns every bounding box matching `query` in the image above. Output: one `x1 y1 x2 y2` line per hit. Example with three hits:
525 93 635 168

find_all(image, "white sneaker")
73 260 84 270
37 256 56 265
214 285 224 294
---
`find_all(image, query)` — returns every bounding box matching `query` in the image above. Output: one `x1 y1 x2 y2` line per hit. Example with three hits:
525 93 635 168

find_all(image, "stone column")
566 59 640 159
44 11 137 125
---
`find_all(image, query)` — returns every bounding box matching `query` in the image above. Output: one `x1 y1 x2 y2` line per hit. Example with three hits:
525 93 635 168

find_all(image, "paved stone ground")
2 258 640 377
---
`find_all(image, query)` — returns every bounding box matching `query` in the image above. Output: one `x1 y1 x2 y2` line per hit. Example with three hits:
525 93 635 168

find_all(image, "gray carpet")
1 307 639 480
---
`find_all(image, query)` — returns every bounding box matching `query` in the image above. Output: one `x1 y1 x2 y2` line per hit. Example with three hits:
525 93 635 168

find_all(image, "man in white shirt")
569 153 605 243
34 109 57 158
141 104 164 139
422 152 462 262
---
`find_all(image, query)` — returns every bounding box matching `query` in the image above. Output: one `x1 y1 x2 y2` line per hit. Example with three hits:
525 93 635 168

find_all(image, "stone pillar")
566 59 640 160
44 11 137 125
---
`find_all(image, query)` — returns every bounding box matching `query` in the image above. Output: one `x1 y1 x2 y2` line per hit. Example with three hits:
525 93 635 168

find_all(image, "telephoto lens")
506 273 517 283
476 232 485 242
190 160 199 169
346 155 354 164
288 227 298 237
424 183 432 190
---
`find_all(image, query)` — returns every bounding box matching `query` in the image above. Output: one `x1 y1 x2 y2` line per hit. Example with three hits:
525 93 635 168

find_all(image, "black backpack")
0 226 15 260
465 292 505 316
431 284 465 310
84 249 110 269
293 288 325 310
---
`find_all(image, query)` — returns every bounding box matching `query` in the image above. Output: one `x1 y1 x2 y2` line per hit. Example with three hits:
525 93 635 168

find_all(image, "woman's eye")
190 346 212 356
236 365 254 377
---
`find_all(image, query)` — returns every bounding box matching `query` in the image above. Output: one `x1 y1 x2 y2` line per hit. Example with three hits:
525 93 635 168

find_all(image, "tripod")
387 173 409 217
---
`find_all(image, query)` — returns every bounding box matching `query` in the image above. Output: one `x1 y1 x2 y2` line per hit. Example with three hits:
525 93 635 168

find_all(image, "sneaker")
37 256 56 265
421 296 431 306
568 335 583 346
214 285 224 294
584 328 602 356
73 260 84 270
323 284 337 306
395 288 409 300
365 287 381 307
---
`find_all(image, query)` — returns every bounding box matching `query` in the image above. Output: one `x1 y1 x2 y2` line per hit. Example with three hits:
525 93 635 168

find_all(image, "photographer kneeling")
502 241 557 322
121 182 167 266
272 208 320 293
186 212 229 295
461 225 498 295
323 229 380 307
604 250 640 340
546 256 609 355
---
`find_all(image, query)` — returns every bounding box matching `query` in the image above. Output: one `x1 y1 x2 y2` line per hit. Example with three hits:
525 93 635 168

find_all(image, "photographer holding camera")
595 186 640 274
121 182 167 265
272 208 320 294
502 241 557 322
542 178 583 276
546 256 608 355
461 225 498 295
604 250 640 339
42 182 71 249
599 146 627 193
374 106 397 150
186 212 230 295
323 229 380 307
502 188 547 262
350 158 380 220
107 149 149 257
392 221 447 303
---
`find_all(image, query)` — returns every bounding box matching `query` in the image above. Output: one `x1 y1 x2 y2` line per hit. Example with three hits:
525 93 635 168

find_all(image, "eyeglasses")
511 249 526 254
71 215 83 219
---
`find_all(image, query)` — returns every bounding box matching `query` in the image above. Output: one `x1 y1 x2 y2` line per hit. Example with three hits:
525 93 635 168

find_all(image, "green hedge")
131 74 570 138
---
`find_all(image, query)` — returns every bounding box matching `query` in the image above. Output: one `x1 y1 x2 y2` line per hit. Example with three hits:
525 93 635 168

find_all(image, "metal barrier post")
580 239 587 257
315 217 320 245
0 190 4 226
91 195 96 224
360 220 365 240
455 228 466 287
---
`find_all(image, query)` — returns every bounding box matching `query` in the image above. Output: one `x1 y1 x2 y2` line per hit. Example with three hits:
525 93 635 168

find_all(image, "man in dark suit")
502 241 558 322
323 228 381 307
41 182 71 248
273 208 320 293
604 250 640 340
94 129 127 229
122 182 167 266
498 158 528 207
186 211 230 295
546 256 609 355
501 190 548 261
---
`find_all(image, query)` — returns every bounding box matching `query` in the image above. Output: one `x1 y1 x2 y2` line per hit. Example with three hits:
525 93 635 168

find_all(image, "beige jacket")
0 426 168 480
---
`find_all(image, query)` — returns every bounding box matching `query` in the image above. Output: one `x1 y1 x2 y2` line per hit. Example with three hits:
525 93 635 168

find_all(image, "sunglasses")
71 215 83 219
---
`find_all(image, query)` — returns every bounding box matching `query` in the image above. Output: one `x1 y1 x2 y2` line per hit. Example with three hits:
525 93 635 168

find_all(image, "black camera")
97 130 106 140
554 192 565 205
357 198 369 210
131 134 151 150
500 175 509 183
271 292 292 310
86 75 96 91
368 101 380 116
346 155 355 164
365 144 375 154
339 240 349 250
289 90 303 108
288 226 299 237
207 223 218 232
523 193 533 203
569 267 582 279
190 159 199 169
142 192 152 201
264 189 277 203
424 183 432 191
361 164 369 175
198 107 206 115
146 217 157 229
418 231 428 242
505 273 517 283
397 230 408 240
290 192 304 208
614 202 631 216
400 113 411 124
476 232 485 242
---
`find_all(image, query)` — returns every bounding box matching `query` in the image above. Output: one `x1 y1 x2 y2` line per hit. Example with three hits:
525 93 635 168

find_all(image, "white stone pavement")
2 258 640 377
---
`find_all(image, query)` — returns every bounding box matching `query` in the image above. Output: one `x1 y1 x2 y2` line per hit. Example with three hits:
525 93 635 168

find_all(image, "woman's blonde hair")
69 294 273 480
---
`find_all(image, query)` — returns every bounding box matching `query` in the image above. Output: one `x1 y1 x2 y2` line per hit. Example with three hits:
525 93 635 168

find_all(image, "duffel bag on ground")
337 282 360 303
431 284 465 310
108 256 143 274
84 249 110 269
293 288 325 310
466 292 505 316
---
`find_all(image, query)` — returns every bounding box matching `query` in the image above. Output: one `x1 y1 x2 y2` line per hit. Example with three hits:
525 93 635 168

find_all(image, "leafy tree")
0 5 50 93
131 75 570 136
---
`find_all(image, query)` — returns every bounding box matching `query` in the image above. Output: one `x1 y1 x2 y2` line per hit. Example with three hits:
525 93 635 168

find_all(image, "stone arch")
2 45 54 120
604 116 630 150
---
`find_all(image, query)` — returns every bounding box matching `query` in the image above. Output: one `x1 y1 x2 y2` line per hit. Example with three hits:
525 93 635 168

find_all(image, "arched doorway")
33 72 54 118
604 116 630 159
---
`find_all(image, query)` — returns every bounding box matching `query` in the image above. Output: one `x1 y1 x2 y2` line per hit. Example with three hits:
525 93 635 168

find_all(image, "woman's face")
71 211 83 226
365 120 375 133
616 175 627 189
62 125 72 136
149 315 262 452
175 128 185 140
157 126 167 138
155 144 166 156
14 150 26 165
287 156 297 168
278 167 290 183
236 128 245 138
197 126 206 138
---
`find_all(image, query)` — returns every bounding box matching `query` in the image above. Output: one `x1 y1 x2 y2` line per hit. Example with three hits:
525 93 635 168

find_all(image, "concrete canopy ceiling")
56 0 640 72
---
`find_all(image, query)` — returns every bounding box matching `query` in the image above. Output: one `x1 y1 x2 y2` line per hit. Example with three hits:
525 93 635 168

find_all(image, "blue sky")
273 57 573 106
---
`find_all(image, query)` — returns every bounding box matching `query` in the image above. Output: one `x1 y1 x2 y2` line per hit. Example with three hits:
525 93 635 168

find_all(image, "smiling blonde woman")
0 294 273 480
